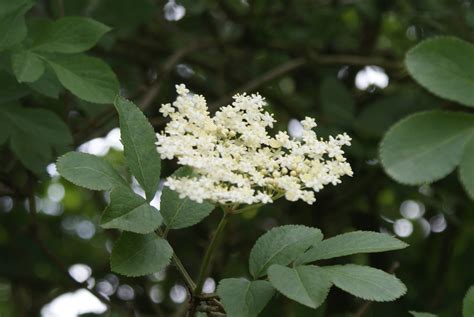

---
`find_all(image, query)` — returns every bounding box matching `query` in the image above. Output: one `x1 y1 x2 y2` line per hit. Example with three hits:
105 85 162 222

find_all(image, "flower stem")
194 210 230 296
156 228 195 290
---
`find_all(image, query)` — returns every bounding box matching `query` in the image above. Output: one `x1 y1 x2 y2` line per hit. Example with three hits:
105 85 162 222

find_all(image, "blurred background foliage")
1 0 474 316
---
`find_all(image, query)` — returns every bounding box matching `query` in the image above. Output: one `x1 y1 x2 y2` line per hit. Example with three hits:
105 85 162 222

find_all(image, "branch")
139 39 215 111
315 53 402 69
208 57 306 110
207 53 400 111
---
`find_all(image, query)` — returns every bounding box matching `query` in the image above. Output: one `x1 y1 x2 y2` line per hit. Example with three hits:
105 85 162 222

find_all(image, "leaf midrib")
254 234 315 277
61 165 122 188
327 266 402 300
294 267 315 307
121 107 150 198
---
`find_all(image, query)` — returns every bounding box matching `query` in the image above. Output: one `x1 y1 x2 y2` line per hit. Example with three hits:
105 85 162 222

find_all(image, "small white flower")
175 84 189 95
301 117 317 130
159 103 175 117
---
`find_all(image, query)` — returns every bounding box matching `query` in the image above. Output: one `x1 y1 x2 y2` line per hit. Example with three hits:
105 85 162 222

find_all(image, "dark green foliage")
1 1 474 316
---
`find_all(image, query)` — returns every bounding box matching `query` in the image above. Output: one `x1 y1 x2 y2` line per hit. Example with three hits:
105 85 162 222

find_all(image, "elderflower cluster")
156 84 353 205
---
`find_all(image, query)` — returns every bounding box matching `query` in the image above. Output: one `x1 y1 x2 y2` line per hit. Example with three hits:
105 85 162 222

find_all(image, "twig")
196 293 219 300
207 53 400 110
190 209 231 317
353 262 400 317
197 304 221 312
197 301 226 316
315 53 402 69
139 39 214 111
156 228 196 290
208 57 306 110
194 211 230 296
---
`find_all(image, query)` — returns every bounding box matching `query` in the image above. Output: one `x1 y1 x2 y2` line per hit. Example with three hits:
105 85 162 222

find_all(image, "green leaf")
322 264 406 302
26 69 62 98
101 186 162 233
160 167 215 229
380 111 474 185
32 17 111 53
114 97 161 200
57 152 126 190
0 104 72 174
460 137 474 200
46 54 119 104
320 77 355 127
110 232 172 277
463 286 474 317
268 264 332 309
11 49 45 83
405 37 474 108
409 312 438 317
249 225 323 278
0 72 29 103
217 278 275 317
296 231 408 264
0 0 34 49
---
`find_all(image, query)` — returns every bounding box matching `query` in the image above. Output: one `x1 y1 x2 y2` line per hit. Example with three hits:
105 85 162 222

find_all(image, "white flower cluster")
156 84 353 205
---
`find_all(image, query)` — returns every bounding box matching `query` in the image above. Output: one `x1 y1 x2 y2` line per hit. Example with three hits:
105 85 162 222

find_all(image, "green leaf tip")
249 225 323 278
297 230 408 264
113 96 161 200
57 151 126 191
110 232 173 277
101 186 162 234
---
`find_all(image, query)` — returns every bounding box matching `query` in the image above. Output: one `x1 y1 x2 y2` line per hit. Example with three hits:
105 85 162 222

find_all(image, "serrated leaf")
322 264 406 302
405 37 474 108
320 77 355 127
101 186 162 233
268 264 331 309
32 17 111 53
11 49 45 83
114 97 161 200
380 111 474 185
460 137 474 200
464 286 474 317
0 104 72 174
160 167 214 229
296 231 408 264
110 232 172 277
409 312 437 317
57 152 126 190
249 225 323 278
0 0 34 49
217 278 275 317
46 54 119 104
